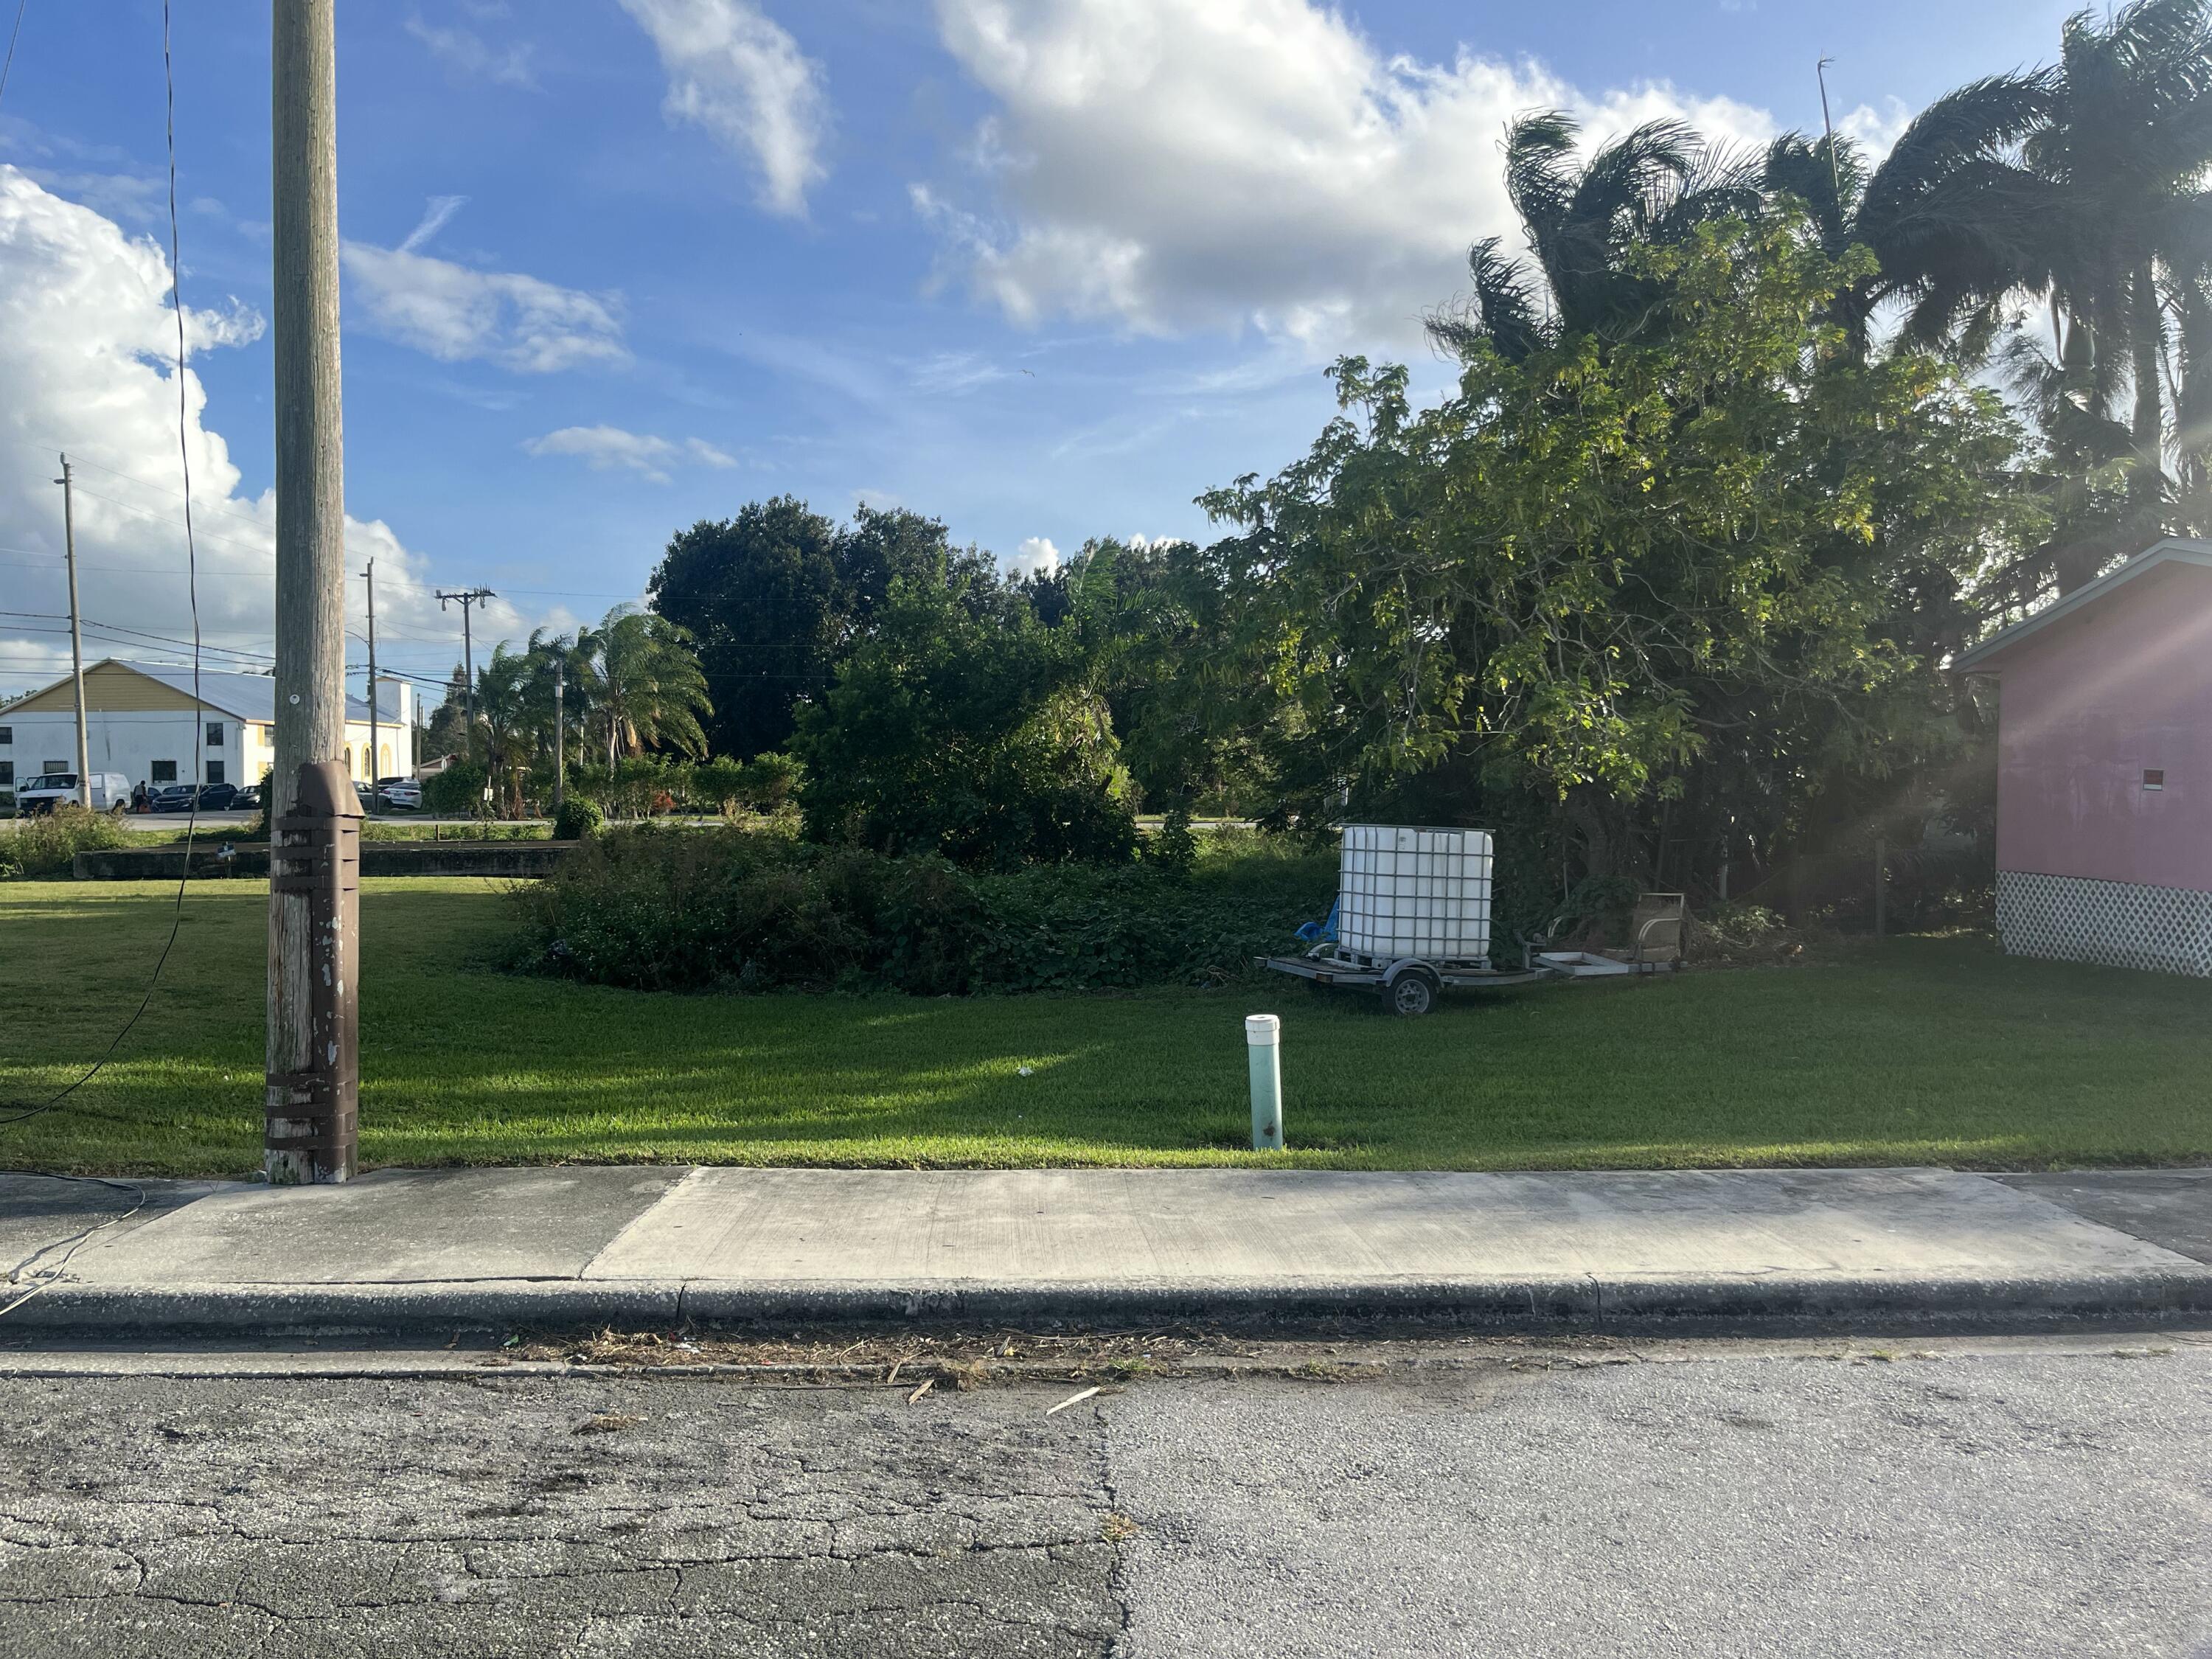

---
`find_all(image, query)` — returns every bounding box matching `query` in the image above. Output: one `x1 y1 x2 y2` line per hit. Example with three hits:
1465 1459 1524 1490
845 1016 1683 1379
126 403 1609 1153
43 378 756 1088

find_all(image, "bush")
553 796 605 841
421 759 489 818
738 751 801 813
510 823 1333 995
1 804 129 879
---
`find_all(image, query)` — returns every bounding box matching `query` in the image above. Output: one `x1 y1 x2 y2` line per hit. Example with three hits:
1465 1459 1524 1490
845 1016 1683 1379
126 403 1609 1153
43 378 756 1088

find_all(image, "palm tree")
574 606 712 771
1857 0 2212 552
1427 111 1760 363
473 644 538 817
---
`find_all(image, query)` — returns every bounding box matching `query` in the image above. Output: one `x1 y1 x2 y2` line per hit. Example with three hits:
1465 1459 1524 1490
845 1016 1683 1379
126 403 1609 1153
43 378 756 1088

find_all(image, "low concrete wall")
72 840 575 881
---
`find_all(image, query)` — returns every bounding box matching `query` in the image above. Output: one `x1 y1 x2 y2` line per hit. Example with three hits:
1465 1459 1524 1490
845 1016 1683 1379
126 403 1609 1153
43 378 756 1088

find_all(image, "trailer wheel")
1386 969 1437 1017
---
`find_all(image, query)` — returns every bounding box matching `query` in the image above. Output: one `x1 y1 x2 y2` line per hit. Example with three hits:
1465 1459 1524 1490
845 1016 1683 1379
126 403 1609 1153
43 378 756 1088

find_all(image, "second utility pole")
437 587 494 746
53 456 91 809
364 556 378 815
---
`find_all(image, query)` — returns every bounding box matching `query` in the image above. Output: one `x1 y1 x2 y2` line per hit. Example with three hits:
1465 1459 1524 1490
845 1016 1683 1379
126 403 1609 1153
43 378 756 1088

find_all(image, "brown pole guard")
265 759 361 1181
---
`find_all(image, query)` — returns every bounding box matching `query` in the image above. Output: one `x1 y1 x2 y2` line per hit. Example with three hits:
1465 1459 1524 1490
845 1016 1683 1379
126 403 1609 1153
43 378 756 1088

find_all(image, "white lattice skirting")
1997 869 2212 978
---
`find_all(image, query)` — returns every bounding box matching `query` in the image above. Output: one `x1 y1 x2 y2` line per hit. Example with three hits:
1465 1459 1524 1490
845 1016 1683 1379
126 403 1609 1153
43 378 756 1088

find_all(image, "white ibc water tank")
1337 824 1493 964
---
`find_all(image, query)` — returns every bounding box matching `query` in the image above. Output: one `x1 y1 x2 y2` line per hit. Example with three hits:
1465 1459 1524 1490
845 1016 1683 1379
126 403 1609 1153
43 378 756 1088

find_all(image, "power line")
1 1 205 1128
0 0 27 114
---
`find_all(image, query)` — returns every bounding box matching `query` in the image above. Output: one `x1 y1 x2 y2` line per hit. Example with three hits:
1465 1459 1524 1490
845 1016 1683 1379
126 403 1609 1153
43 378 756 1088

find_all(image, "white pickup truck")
13 771 131 815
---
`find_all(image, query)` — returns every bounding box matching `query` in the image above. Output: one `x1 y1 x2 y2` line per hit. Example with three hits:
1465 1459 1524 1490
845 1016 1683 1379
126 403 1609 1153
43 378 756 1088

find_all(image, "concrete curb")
13 1267 2212 1339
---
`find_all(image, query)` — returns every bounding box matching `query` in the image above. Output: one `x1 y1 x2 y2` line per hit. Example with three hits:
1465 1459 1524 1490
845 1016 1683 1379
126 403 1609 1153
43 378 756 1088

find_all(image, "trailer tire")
1385 968 1437 1017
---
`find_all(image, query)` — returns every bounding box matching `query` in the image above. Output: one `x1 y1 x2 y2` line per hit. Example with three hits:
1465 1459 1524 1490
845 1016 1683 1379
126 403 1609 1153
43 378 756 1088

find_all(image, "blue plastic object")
1295 897 1340 945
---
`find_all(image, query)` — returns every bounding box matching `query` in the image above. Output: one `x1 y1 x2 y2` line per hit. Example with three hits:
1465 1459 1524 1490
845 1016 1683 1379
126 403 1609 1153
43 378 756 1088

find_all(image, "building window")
0 762 12 785
205 761 226 786
2144 769 2166 791
206 721 224 747
0 726 11 745
151 760 178 783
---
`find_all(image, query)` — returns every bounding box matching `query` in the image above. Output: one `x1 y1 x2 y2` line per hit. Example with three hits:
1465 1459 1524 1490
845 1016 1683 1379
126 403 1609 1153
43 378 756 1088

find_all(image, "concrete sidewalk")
4 1166 2211 1338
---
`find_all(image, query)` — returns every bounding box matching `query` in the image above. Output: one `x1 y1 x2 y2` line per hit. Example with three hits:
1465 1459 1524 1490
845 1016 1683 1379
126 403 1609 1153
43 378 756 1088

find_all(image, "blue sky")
0 0 2085 701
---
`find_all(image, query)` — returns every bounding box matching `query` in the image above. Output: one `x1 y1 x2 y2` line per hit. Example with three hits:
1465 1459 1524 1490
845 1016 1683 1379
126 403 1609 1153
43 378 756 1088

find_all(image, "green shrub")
421 759 489 818
738 751 801 813
553 796 605 841
1 804 129 879
510 823 1332 995
1144 805 1198 880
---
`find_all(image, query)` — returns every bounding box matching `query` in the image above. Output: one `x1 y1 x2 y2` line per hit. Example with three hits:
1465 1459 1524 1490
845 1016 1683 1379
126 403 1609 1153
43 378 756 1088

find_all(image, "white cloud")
922 0 1776 348
406 13 539 88
0 165 535 698
341 241 628 372
1840 97 1913 159
618 0 831 218
1007 535 1059 577
524 425 737 483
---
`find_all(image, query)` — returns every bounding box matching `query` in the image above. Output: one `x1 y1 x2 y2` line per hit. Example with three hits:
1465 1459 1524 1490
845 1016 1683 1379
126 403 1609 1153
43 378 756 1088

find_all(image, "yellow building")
1 660 414 794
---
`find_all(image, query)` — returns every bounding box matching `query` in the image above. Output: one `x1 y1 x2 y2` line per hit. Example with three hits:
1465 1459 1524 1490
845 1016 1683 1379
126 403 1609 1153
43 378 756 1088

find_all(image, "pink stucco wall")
1994 562 2212 891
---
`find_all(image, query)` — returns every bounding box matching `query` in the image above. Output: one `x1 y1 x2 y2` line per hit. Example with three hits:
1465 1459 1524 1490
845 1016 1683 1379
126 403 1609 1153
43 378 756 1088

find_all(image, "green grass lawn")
1 877 2207 1177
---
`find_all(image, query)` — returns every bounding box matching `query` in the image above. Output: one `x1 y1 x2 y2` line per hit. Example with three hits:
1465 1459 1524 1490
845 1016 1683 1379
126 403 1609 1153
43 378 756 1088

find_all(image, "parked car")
149 782 240 813
375 776 422 810
14 772 131 815
234 782 261 812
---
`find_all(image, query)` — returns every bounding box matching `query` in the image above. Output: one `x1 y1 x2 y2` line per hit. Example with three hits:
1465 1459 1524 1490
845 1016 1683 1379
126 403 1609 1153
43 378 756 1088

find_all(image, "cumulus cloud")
524 425 737 483
1007 535 1060 577
1840 97 1913 159
921 0 1775 348
341 240 628 373
618 0 830 218
0 165 532 696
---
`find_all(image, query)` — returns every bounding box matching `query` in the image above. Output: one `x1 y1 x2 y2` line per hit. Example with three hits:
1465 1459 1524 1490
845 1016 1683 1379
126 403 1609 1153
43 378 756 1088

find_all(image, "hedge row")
509 824 1333 994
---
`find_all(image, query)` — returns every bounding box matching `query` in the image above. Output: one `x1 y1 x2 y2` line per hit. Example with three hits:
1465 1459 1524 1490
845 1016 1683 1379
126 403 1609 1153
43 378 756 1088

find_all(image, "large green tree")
1203 217 2037 893
791 568 1135 869
646 500 998 759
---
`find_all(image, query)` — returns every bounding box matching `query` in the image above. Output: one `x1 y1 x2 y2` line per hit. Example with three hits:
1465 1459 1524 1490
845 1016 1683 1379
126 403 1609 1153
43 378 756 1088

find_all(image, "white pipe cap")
1245 1013 1281 1046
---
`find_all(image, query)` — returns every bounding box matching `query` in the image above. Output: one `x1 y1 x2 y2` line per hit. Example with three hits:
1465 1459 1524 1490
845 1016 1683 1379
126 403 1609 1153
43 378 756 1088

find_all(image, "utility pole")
53 458 91 808
364 557 378 815
267 0 358 1185
1816 57 1843 206
436 587 494 748
552 653 565 809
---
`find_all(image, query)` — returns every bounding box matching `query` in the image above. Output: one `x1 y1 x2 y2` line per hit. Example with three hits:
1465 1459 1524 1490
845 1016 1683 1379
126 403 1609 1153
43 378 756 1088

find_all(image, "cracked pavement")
3 1340 2211 1656
0 1374 1121 1657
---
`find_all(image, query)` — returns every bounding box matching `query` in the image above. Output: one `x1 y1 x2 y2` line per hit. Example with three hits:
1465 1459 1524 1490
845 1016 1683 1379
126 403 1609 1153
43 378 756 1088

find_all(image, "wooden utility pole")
553 654 565 809
364 557 378 815
54 457 91 808
267 0 358 1183
436 586 494 745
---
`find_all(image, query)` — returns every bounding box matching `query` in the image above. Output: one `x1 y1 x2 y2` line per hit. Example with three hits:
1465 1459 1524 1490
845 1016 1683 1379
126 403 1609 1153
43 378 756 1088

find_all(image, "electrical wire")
1 1173 147 1294
0 1 199 1128
0 0 27 114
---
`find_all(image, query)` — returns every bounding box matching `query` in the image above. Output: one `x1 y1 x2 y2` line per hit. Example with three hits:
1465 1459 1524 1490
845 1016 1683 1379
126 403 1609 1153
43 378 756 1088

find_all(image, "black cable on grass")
0 1 203 1127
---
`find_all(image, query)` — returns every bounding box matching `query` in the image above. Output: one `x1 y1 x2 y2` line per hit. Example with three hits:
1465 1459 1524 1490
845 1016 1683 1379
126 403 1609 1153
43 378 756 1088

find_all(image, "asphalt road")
2 1339 2208 1657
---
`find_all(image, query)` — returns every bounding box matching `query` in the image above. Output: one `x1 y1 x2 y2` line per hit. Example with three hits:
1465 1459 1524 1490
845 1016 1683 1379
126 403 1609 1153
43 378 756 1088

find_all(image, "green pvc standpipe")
1246 1013 1284 1151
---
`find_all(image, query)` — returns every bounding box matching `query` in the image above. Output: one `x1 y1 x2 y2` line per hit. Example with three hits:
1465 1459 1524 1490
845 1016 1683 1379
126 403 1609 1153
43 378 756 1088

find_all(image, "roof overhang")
1955 538 2212 673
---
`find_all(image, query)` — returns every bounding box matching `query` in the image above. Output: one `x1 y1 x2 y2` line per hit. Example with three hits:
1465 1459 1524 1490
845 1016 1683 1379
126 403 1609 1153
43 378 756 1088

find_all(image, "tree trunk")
2132 260 2168 517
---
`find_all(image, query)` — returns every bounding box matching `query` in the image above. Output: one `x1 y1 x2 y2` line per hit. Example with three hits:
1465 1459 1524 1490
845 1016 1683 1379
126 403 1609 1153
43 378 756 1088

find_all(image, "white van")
14 771 131 815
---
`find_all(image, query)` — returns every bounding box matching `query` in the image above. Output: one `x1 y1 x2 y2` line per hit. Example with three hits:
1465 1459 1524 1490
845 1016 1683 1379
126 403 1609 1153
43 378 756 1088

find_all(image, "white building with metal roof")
0 660 414 797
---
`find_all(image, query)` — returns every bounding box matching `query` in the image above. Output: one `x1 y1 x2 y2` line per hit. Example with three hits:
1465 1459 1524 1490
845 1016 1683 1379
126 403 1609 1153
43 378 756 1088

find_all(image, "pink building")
1958 539 2212 976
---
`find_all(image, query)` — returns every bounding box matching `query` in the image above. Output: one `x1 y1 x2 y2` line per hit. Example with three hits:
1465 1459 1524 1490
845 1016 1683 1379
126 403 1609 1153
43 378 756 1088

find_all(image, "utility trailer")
1256 823 1670 1014
1257 943 1632 1015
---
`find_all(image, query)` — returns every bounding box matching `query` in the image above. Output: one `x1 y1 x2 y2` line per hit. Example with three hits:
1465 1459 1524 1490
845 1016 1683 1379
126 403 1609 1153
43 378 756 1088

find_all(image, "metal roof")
1955 539 2212 672
15 659 376 723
